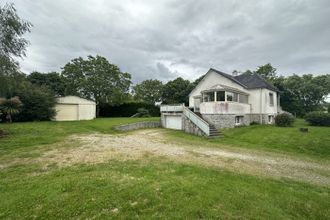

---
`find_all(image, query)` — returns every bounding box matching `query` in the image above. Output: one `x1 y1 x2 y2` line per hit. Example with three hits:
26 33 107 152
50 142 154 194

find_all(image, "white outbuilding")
54 96 96 121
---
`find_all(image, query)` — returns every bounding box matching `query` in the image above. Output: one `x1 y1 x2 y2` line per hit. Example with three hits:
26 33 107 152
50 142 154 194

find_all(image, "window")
239 94 248 103
226 92 233 101
268 115 274 124
203 92 215 102
269 93 274 106
235 116 244 125
216 91 225 101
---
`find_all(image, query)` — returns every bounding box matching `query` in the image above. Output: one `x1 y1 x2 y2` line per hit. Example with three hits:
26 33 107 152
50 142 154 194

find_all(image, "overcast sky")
8 0 330 83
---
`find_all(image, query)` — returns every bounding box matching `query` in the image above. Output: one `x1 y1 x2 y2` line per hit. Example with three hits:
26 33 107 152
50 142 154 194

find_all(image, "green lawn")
167 119 330 160
0 118 329 219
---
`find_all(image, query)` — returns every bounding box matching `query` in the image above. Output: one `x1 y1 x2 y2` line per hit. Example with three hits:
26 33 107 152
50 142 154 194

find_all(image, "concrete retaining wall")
115 121 161 131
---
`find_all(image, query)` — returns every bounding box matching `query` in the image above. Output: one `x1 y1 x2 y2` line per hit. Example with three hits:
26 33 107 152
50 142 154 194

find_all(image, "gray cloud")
8 0 330 83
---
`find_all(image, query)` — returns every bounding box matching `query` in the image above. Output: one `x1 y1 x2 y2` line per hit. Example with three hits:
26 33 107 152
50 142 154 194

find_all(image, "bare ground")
2 129 330 186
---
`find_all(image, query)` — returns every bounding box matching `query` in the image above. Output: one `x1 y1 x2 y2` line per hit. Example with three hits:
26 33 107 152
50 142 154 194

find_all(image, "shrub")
275 113 295 127
305 111 330 126
13 85 56 121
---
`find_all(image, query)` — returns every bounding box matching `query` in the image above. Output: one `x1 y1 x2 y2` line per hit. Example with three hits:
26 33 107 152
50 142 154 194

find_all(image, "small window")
235 116 244 125
269 93 274 106
216 91 225 101
268 115 274 124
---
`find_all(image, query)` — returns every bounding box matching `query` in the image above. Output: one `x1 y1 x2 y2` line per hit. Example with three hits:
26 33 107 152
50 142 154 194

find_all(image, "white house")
54 96 96 121
189 68 280 128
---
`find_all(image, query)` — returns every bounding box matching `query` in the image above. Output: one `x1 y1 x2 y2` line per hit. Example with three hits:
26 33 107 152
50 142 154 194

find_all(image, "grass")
0 117 159 158
167 119 330 160
0 117 329 219
0 159 329 219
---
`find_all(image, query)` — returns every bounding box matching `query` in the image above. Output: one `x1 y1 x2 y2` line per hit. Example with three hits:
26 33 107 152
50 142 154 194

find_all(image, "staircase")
193 111 222 138
209 124 222 138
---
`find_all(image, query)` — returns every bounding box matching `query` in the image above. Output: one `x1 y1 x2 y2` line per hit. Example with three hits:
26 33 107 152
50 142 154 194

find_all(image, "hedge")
99 102 160 117
305 111 330 126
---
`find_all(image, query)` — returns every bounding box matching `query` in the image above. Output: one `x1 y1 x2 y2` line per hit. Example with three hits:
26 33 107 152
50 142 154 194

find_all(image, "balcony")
200 102 251 114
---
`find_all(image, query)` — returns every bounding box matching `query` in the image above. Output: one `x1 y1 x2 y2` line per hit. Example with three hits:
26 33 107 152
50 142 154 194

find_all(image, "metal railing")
183 106 210 136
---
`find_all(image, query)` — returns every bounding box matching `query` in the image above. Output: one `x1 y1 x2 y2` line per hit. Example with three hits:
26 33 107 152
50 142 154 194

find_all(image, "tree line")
1 3 329 122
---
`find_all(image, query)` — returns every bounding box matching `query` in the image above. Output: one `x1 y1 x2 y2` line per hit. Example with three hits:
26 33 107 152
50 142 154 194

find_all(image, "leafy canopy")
0 3 32 74
162 77 193 105
133 79 163 104
27 71 67 96
62 55 132 105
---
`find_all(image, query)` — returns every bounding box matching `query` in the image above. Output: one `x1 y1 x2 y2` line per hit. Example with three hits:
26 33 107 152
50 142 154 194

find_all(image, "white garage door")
55 104 78 121
165 115 182 130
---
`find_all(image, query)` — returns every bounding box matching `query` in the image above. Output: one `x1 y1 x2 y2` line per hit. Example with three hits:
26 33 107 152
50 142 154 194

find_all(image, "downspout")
259 89 262 124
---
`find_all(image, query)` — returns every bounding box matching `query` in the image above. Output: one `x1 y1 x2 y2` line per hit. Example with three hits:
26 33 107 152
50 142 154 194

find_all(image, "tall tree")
133 79 163 104
242 63 277 82
255 63 277 81
27 71 67 96
162 77 193 105
274 74 330 116
0 3 32 75
61 55 132 115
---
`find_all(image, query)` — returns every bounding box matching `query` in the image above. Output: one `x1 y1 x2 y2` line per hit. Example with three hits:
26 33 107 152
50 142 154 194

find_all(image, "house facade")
189 68 280 128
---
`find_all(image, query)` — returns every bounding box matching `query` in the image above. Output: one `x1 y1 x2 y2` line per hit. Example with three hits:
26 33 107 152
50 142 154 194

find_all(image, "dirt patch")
0 129 9 138
30 129 330 186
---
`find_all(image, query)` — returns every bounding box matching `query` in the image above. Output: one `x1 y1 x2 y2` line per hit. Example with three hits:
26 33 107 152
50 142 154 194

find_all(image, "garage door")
55 104 78 121
165 115 182 130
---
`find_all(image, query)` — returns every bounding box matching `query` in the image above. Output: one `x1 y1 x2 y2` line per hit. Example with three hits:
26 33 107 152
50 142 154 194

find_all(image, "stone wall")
115 121 161 131
182 115 206 136
249 114 275 124
202 114 250 129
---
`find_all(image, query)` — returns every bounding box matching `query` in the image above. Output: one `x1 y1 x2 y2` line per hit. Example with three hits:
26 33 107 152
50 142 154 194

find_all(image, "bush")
275 113 295 127
99 102 160 117
305 111 330 126
13 85 56 121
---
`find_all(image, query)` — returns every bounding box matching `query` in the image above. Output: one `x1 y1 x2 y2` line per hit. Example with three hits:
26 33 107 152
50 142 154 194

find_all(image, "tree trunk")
96 104 100 118
6 114 12 123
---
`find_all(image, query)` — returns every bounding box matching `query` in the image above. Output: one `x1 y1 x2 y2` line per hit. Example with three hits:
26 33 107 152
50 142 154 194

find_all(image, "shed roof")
56 96 96 105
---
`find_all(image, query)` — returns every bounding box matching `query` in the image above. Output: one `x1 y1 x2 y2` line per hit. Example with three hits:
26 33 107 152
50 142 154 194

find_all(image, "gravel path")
37 129 330 186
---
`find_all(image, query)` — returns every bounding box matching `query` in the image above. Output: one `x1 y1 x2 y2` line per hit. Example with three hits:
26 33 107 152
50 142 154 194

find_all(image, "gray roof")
210 68 279 92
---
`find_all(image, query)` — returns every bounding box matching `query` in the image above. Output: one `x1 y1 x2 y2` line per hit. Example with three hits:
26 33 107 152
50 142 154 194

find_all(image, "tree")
274 74 330 117
0 96 23 123
255 63 277 82
133 79 163 104
161 77 193 105
61 55 132 115
242 63 277 82
0 3 32 75
27 71 67 96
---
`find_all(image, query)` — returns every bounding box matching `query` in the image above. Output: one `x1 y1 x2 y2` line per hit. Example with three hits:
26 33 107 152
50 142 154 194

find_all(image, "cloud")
8 0 330 83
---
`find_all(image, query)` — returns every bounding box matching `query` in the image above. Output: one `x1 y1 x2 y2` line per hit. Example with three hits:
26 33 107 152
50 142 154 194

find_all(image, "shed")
54 96 96 121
